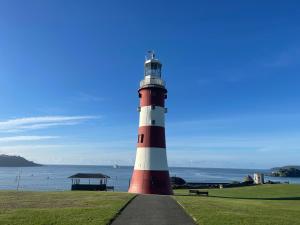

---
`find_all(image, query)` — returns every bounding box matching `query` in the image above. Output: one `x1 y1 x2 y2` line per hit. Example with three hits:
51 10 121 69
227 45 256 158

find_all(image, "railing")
140 77 165 88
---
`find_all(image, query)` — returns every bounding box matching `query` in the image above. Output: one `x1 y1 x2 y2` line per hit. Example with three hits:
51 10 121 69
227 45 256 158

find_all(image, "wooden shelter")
68 173 112 191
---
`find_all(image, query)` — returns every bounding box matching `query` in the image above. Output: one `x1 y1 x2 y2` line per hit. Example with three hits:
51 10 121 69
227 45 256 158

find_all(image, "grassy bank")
0 191 134 225
174 184 300 225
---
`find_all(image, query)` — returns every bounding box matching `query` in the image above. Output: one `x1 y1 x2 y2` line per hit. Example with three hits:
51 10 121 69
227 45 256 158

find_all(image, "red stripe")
128 170 173 195
138 126 166 148
139 88 166 107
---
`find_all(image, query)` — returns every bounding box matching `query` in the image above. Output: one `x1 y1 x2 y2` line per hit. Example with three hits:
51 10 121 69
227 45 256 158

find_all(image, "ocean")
0 165 299 192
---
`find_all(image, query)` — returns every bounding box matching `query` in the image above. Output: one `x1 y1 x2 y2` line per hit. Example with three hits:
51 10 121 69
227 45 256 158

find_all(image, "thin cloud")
0 116 99 133
0 144 64 151
0 135 58 143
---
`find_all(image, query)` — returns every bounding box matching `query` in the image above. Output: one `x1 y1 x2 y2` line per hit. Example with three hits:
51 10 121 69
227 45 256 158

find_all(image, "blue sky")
0 0 300 168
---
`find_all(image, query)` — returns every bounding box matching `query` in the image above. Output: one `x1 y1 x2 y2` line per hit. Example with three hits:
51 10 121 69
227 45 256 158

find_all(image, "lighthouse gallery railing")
140 77 165 88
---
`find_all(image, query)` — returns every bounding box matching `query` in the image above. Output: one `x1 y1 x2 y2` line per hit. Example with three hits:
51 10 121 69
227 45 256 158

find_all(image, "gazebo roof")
68 173 110 179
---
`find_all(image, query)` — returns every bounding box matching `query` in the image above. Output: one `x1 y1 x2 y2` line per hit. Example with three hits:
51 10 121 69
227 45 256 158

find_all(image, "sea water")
0 165 299 191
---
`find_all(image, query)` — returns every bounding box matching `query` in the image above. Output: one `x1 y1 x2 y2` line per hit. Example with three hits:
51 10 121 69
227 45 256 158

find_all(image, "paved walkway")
111 195 196 225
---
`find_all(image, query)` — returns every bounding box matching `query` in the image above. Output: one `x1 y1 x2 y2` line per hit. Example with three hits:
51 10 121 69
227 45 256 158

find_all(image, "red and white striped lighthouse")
128 51 173 195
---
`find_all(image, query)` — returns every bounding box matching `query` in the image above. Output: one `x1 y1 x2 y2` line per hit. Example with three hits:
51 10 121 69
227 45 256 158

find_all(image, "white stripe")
139 106 165 127
134 147 169 171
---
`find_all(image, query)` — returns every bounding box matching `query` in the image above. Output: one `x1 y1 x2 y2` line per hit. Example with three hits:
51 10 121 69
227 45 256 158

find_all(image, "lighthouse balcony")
140 77 165 88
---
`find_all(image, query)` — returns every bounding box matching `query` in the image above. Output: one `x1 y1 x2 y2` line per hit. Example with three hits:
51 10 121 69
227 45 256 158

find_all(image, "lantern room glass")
144 62 162 77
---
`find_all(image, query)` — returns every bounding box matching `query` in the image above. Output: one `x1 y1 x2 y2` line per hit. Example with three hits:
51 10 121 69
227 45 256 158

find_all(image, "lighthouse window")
138 134 144 143
145 62 161 77
151 120 156 125
151 63 158 70
144 64 151 76
151 105 155 110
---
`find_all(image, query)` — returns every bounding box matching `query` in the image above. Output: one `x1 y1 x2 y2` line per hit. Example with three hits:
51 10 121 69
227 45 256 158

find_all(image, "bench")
189 190 208 196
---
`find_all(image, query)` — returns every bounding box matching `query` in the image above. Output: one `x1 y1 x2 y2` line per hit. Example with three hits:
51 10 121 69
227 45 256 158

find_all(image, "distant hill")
270 166 300 177
272 165 300 170
0 155 42 167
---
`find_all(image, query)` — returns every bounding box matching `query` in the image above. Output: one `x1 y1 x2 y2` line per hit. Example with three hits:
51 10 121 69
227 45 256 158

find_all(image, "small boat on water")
113 164 120 169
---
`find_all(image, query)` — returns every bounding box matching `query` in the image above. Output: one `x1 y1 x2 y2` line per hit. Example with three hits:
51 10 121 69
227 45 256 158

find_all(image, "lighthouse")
128 51 173 195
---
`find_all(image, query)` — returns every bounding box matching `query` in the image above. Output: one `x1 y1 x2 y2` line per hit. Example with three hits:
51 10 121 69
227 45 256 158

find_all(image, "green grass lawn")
0 191 134 225
174 184 300 225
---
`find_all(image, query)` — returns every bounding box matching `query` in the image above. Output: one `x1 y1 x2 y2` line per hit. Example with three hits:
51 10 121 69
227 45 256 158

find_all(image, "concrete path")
111 195 196 225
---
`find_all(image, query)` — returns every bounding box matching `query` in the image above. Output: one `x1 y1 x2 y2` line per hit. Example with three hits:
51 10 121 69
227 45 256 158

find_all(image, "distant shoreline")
7 164 273 170
0 155 42 167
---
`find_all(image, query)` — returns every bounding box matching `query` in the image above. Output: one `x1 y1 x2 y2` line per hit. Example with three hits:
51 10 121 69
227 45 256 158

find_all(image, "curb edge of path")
174 197 198 224
107 194 138 225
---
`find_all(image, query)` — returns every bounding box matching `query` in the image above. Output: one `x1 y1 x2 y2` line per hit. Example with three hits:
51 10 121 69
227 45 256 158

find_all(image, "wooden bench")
189 190 208 196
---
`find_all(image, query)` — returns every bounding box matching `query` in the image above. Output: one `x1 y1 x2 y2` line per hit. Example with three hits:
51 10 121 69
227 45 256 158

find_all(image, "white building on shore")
253 173 264 184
